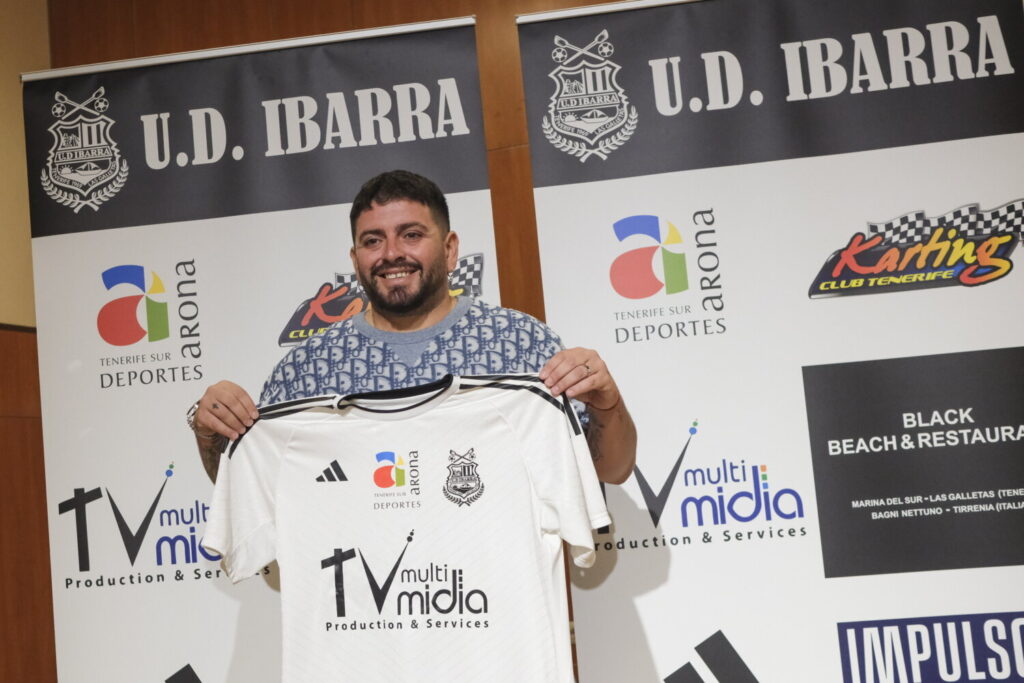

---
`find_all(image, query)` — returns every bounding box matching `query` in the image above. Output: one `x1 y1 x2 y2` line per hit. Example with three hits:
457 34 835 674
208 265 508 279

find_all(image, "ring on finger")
583 363 592 377
212 402 220 410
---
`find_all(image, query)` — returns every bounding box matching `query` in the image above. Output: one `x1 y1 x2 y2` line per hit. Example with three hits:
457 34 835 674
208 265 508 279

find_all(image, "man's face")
350 199 458 316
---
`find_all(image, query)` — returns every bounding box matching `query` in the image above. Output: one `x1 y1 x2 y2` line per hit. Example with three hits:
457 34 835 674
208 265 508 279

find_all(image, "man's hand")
539 347 620 410
540 347 636 484
193 380 260 440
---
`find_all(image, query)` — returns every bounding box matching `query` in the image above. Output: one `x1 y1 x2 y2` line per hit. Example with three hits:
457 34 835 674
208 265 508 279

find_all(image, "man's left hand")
539 347 620 411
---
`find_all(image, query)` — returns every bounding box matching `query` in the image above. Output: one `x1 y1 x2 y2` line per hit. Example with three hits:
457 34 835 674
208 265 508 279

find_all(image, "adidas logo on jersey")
316 460 348 483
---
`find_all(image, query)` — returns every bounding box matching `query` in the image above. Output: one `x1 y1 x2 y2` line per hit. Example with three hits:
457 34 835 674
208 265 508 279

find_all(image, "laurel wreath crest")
41 158 129 213
543 106 638 163
443 481 484 507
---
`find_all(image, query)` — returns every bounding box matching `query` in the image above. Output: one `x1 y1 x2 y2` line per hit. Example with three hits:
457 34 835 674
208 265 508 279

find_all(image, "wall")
1 0 53 680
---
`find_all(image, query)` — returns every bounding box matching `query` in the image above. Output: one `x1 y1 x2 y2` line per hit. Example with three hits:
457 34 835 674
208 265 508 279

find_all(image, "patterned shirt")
259 297 568 405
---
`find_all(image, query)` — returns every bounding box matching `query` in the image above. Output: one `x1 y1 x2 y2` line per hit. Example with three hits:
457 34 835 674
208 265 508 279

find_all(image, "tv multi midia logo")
609 214 688 299
97 264 168 346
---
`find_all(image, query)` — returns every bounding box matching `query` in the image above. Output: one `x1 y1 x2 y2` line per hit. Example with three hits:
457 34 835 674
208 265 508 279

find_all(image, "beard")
358 258 449 316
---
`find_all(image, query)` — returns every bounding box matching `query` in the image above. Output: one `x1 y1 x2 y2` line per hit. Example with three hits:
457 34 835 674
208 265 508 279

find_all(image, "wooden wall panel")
48 0 136 68
0 328 53 682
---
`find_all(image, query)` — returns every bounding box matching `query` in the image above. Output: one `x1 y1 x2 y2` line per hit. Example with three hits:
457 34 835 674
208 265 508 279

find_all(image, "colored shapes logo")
96 265 169 346
373 451 405 488
609 215 688 299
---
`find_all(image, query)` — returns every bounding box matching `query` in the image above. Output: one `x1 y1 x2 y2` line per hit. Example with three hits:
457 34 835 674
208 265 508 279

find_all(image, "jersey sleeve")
202 420 286 582
515 388 611 568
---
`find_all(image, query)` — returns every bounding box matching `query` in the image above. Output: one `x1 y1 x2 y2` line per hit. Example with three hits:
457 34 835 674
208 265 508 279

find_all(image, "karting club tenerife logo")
610 214 688 299
443 449 484 507
97 265 169 346
543 29 637 162
41 87 129 213
810 199 1024 298
278 253 486 346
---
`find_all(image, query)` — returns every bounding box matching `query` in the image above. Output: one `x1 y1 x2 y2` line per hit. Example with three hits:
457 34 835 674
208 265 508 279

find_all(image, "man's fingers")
227 385 260 420
208 413 240 441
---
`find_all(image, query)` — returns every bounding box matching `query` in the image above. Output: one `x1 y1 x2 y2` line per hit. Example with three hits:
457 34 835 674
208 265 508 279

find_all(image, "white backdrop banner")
519 0 1024 681
23 20 499 683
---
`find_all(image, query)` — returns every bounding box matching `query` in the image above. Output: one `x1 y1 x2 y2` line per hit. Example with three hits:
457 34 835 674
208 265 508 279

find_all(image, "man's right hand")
193 380 260 441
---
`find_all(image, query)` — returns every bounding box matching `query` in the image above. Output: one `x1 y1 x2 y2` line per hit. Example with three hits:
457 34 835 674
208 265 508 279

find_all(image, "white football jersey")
204 374 610 682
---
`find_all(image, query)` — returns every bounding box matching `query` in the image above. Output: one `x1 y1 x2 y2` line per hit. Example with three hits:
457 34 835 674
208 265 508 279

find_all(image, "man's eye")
404 232 423 240
362 238 381 247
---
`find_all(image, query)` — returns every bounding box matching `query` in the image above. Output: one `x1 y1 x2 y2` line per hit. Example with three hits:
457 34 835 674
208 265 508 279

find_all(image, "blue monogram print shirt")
259 297 568 405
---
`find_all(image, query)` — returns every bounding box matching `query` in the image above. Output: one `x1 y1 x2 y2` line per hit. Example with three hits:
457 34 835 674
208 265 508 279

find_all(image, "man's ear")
445 230 460 272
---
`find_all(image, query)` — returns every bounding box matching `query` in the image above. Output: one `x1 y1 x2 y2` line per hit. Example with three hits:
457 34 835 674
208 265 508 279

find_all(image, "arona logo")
373 451 405 488
96 264 169 346
609 215 689 299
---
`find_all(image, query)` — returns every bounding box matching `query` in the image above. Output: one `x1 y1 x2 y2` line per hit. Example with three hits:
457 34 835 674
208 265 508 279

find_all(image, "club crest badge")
41 87 129 213
443 448 484 507
542 29 638 162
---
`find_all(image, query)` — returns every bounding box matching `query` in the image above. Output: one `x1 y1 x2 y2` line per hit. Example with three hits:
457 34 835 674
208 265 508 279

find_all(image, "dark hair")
349 170 450 237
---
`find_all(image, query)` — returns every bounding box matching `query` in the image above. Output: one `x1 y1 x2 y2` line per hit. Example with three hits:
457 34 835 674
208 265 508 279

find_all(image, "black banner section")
519 0 1024 187
803 346 1024 578
23 26 487 237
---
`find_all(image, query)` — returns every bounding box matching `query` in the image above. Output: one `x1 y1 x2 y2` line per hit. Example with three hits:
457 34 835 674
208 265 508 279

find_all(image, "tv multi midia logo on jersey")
810 199 1023 298
94 261 204 389
606 212 727 344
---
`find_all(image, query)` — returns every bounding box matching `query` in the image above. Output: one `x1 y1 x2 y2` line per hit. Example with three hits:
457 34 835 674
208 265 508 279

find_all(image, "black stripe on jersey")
336 374 455 414
228 395 341 459
460 375 582 435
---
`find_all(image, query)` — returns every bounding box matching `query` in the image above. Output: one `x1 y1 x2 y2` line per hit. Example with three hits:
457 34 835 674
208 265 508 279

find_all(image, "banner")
519 0 1024 681
24 20 498 682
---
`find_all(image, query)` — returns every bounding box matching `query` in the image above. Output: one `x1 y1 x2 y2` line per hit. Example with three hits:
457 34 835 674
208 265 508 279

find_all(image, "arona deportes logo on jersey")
41 87 129 213
97 264 169 346
809 199 1023 298
610 215 688 299
374 451 407 488
542 29 637 162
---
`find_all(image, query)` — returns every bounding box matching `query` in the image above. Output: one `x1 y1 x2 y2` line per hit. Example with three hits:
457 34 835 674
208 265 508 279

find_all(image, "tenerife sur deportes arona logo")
374 451 407 488
542 29 637 162
97 264 169 346
41 87 129 213
609 215 689 299
809 199 1024 298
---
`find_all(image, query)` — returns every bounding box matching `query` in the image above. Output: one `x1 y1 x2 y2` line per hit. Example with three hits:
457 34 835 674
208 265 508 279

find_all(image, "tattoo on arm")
585 412 605 463
199 434 228 483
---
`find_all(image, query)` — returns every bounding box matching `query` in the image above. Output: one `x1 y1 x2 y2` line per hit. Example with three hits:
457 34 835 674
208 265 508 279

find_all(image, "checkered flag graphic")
449 253 485 297
334 270 363 295
869 199 1024 244
333 253 486 297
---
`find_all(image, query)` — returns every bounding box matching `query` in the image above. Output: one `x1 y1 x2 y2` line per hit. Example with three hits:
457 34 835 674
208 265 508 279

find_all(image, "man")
188 170 636 484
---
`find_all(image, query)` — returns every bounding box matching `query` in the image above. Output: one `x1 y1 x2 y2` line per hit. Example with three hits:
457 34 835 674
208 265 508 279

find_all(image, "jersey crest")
443 448 484 507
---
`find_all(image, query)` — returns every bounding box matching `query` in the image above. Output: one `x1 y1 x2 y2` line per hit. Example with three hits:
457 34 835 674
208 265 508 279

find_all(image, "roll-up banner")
23 20 497 682
519 1 1024 681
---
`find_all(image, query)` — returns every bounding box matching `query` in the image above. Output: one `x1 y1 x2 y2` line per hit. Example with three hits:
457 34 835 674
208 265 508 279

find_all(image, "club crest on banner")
443 448 484 507
41 87 129 213
542 30 638 162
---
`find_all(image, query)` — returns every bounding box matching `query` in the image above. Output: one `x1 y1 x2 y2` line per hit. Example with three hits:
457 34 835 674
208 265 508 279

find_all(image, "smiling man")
188 170 636 485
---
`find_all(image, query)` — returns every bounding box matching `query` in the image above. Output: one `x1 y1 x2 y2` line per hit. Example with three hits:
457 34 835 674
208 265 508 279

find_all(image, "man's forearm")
587 400 637 485
197 433 228 483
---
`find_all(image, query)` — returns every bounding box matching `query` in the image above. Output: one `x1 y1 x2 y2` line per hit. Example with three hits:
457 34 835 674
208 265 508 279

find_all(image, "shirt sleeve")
202 419 285 582
517 388 611 568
